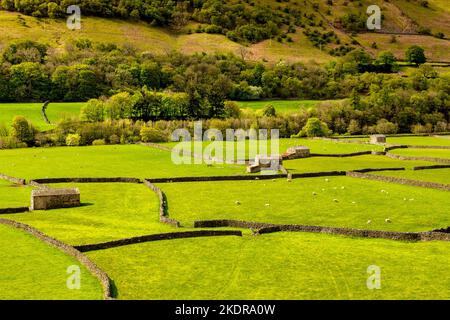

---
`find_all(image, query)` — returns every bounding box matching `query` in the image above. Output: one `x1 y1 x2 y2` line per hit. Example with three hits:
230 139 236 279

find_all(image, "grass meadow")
374 168 450 185
0 145 246 180
158 176 450 232
0 180 32 208
0 224 103 300
283 155 434 173
0 102 84 131
163 138 385 160
344 136 450 147
87 232 450 300
236 99 322 114
389 148 450 159
1 137 449 300
5 183 177 246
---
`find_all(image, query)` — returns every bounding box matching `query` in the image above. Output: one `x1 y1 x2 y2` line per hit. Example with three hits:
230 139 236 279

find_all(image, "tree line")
0 37 448 135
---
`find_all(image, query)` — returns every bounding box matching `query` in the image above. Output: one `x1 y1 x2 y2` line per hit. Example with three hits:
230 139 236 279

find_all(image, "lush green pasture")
390 148 450 159
340 136 450 147
236 100 321 114
0 145 246 180
374 169 450 185
88 232 450 300
163 138 384 160
283 155 434 173
0 102 83 131
0 224 102 300
387 136 450 147
0 180 32 208
6 183 176 245
158 176 450 232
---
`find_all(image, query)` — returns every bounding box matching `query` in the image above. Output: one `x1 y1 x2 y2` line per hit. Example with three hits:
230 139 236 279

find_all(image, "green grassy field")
158 176 450 232
387 136 450 147
283 155 434 173
374 168 450 185
0 180 32 208
5 183 177 246
87 232 450 300
163 138 384 160
340 136 450 147
0 102 83 131
390 148 450 159
0 145 246 180
1 138 450 300
0 224 103 300
236 100 322 114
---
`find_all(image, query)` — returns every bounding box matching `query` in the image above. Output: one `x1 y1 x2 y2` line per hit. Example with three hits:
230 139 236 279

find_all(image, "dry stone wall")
346 171 450 191
194 220 450 242
386 152 450 164
0 207 29 214
75 230 243 252
30 177 142 184
413 164 450 170
0 173 26 185
143 179 180 227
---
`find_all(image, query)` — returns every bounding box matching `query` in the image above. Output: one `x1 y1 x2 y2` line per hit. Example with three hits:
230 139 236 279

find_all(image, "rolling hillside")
0 0 448 63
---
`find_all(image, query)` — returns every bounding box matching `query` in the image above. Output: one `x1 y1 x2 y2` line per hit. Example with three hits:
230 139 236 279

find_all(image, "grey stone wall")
194 219 450 242
386 152 450 164
0 173 26 185
148 174 287 183
75 230 243 252
30 177 142 184
0 207 29 214
346 171 450 191
310 151 372 157
413 164 450 170
143 179 180 227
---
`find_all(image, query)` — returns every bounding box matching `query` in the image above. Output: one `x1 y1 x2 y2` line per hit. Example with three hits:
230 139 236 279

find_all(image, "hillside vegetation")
0 0 448 62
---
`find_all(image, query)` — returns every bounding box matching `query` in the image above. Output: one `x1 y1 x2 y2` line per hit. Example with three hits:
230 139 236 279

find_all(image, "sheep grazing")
333 199 339 203
385 218 392 223
367 220 372 224
235 201 241 205
341 186 345 189
312 192 317 196
265 203 270 207
325 179 330 182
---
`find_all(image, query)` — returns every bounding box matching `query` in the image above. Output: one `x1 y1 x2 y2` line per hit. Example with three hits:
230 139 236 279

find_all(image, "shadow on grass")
110 279 119 299
79 202 94 208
